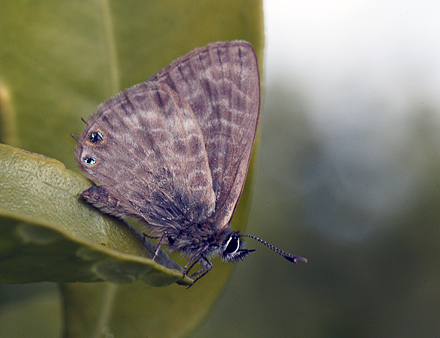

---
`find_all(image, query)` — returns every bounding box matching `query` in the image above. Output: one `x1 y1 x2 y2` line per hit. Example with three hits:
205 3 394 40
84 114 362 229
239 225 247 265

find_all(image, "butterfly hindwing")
76 82 216 229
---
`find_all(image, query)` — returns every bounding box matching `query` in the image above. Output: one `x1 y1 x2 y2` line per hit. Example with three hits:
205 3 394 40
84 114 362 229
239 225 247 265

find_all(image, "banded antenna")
239 234 308 264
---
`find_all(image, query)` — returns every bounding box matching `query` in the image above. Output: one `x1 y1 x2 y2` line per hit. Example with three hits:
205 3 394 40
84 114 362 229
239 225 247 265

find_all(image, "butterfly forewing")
76 82 216 228
150 40 261 229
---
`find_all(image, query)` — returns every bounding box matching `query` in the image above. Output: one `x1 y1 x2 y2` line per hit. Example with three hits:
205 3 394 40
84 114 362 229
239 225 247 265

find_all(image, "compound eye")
223 234 240 255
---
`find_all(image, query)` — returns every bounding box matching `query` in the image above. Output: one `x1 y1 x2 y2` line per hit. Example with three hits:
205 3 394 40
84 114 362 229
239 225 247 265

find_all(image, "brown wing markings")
149 41 260 226
209 43 260 226
77 87 170 221
76 83 216 227
125 85 215 225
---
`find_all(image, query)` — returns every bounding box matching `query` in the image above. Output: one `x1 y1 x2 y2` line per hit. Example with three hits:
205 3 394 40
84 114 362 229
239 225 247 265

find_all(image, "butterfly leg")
152 232 167 261
186 257 213 288
183 246 208 277
183 256 200 276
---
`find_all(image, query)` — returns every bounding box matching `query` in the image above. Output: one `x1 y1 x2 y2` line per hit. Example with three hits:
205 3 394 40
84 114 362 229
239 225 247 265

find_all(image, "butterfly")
73 41 306 287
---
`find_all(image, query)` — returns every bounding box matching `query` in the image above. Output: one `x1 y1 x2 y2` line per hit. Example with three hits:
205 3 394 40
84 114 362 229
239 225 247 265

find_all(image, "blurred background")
194 1 440 337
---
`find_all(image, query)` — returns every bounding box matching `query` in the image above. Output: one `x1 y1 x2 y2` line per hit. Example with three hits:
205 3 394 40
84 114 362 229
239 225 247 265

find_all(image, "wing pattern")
151 41 260 228
76 82 216 231
75 41 260 237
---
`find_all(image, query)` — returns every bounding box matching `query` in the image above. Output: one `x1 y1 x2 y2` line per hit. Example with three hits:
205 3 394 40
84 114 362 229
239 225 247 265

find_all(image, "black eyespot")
89 131 104 143
84 157 96 165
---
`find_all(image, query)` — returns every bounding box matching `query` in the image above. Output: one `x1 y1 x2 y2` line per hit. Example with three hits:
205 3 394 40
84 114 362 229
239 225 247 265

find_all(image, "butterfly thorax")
164 222 231 259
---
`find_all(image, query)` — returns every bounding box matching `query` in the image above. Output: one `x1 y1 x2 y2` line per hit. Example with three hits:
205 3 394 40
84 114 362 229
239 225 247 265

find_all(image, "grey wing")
75 82 216 230
150 40 261 228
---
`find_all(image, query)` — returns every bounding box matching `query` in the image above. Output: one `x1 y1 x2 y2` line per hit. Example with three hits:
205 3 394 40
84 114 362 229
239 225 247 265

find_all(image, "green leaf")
0 143 189 286
0 0 263 337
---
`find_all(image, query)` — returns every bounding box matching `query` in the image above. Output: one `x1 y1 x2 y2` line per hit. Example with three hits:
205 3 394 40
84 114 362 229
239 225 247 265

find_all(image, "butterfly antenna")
239 234 308 264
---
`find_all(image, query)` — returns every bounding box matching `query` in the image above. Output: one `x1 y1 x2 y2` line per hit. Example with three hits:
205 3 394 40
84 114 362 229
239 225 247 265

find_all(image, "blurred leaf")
0 0 263 337
0 291 61 338
0 0 264 170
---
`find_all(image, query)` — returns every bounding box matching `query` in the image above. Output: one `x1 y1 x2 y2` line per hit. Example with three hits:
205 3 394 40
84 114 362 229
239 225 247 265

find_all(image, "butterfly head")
220 231 255 262
183 228 307 288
